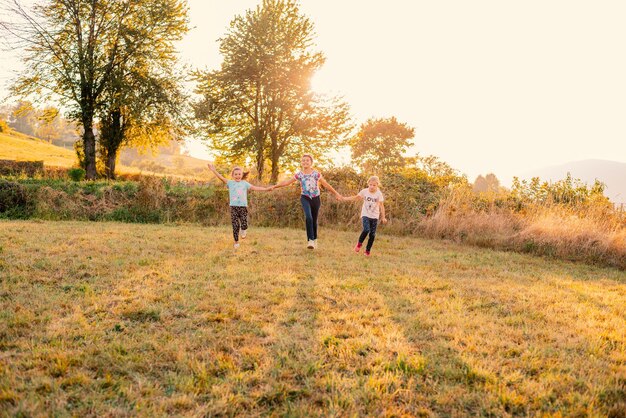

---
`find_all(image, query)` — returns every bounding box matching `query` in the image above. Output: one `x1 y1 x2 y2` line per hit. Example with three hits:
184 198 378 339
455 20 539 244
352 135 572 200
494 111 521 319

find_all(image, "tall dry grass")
420 183 626 269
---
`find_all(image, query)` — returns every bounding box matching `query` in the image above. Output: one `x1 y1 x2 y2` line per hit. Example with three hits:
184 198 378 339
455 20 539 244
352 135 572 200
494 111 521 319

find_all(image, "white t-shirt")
358 188 384 219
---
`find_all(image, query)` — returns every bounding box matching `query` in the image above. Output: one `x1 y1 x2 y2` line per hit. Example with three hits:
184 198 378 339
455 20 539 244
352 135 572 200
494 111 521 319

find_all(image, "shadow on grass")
373 268 626 416
254 270 321 415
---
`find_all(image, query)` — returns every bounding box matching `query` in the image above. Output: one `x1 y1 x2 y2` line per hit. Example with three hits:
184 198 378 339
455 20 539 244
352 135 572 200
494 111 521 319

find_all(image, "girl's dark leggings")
358 216 378 251
300 195 321 241
230 206 248 242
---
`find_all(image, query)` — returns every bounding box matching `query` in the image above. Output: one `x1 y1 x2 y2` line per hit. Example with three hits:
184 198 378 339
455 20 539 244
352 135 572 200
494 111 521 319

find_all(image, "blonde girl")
340 176 387 256
207 163 273 248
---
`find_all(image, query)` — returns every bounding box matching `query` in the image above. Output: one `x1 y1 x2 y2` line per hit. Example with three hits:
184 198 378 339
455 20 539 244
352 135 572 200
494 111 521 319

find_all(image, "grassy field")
1 220 625 416
0 132 76 167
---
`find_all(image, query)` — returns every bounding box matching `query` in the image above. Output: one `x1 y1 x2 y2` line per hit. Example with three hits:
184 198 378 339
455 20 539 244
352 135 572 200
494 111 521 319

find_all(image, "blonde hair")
301 153 314 164
368 176 381 187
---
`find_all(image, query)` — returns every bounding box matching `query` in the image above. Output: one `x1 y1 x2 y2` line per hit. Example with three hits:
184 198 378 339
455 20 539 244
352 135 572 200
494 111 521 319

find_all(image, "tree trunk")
270 155 280 183
83 125 97 180
102 108 123 180
255 126 265 180
256 148 264 181
105 152 117 180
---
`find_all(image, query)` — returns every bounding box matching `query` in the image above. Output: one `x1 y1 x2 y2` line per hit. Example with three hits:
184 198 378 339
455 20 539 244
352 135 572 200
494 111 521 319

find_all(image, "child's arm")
249 184 272 192
380 202 387 223
273 177 297 189
340 194 362 202
319 177 341 199
207 163 228 184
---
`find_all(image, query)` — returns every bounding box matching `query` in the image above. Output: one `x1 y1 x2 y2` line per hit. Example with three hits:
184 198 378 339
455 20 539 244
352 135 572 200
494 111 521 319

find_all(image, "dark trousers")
300 195 321 241
358 216 378 251
230 206 248 242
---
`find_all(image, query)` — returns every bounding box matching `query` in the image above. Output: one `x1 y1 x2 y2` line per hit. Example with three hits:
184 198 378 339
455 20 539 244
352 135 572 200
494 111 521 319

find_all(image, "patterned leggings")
230 206 248 242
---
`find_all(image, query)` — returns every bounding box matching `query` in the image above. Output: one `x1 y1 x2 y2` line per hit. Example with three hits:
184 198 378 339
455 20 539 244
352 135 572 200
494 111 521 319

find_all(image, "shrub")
0 160 44 177
68 168 86 182
0 118 9 133
0 180 34 218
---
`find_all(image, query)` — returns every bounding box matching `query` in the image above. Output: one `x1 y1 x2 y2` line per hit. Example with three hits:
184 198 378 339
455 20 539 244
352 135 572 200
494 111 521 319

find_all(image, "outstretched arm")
273 177 297 189
340 194 362 202
319 177 341 198
249 184 273 192
207 163 228 184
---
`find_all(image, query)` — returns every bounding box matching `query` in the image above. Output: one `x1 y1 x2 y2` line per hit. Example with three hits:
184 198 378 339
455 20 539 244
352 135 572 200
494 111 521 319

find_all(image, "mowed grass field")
1 221 625 416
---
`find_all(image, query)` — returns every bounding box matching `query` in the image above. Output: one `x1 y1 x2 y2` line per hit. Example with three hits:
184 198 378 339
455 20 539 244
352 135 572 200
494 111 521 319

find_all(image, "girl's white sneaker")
307 240 314 249
241 229 247 239
313 240 318 249
234 243 240 249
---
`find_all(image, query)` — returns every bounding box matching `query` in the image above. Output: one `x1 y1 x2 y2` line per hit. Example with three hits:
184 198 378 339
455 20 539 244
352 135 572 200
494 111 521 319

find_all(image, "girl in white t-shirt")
340 176 387 256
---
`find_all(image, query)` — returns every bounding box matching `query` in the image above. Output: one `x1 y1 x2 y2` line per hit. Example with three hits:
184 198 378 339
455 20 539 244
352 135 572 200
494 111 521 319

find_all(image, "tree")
473 173 501 193
97 1 189 179
413 154 459 178
36 106 64 142
350 116 415 174
1 0 189 179
473 175 487 192
193 0 352 182
9 101 38 136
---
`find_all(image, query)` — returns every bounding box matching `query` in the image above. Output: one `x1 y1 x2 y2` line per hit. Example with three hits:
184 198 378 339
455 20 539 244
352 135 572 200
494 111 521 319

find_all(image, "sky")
2 0 626 183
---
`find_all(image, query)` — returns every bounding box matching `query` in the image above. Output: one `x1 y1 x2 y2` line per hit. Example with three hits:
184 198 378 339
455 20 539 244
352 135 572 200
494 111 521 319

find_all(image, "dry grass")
0 132 76 167
1 220 625 416
420 187 626 269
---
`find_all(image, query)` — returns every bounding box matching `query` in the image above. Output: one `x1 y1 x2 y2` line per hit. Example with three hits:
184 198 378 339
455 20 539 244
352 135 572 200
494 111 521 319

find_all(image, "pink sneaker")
354 242 362 253
364 250 371 257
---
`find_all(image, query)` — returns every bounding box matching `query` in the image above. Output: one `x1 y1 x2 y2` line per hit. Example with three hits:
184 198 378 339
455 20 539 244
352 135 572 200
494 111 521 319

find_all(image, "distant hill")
0 131 76 167
521 159 626 204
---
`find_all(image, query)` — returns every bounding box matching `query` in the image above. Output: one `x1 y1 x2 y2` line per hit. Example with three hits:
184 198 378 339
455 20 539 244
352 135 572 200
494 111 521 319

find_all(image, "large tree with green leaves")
193 0 352 182
1 0 189 179
98 67 188 179
350 116 415 174
97 1 189 179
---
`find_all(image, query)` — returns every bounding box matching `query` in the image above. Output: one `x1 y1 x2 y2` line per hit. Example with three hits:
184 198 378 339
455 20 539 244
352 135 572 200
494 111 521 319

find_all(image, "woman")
273 154 341 249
